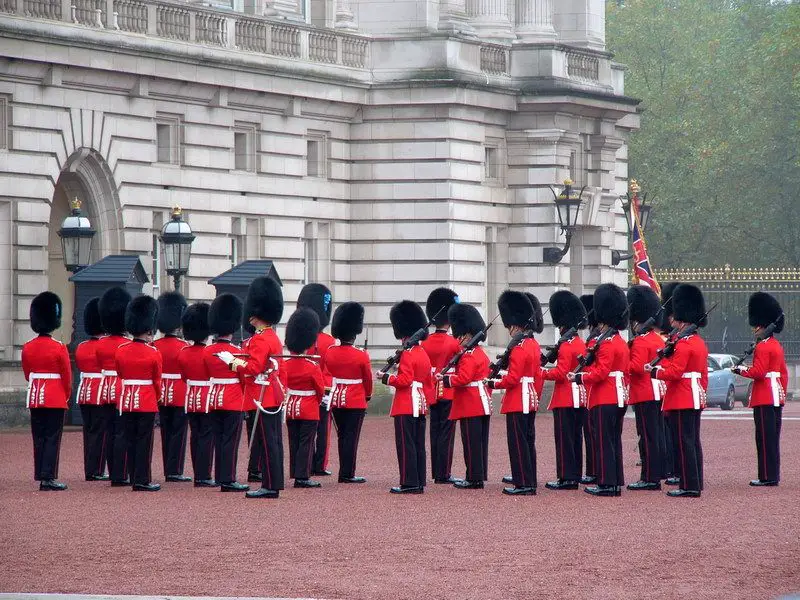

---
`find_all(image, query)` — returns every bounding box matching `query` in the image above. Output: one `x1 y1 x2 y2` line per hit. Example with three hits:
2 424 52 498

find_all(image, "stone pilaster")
335 0 357 31
438 0 474 35
466 0 513 41
514 0 556 42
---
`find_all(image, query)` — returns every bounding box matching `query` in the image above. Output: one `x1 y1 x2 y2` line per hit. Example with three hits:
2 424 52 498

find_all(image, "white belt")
81 372 103 379
609 371 627 408
682 372 703 410
186 380 211 387
185 380 211 412
122 379 153 386
27 373 61 407
651 378 666 402
78 372 102 406
467 381 491 415
101 370 118 377
30 373 61 380
328 378 363 410
332 378 362 386
162 373 181 380
570 382 585 409
766 371 784 407
210 378 239 385
287 389 316 397
520 376 537 415
411 381 425 418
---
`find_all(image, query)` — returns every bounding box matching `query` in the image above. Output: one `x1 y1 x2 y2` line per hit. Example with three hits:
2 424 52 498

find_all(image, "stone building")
0 0 638 394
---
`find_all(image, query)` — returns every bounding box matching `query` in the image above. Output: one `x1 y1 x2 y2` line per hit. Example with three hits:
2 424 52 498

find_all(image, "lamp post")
160 206 195 290
543 179 586 264
611 179 653 266
57 198 96 273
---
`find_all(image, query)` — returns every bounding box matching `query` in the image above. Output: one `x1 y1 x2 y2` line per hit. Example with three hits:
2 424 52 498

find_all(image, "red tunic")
542 336 587 410
494 339 541 415
22 334 72 409
739 337 788 408
235 328 285 410
421 330 461 404
178 343 211 413
153 335 189 408
653 333 709 411
444 346 491 420
312 331 337 392
580 333 630 409
628 331 667 404
75 336 103 405
325 343 373 409
387 344 432 417
524 337 545 401
284 356 325 420
95 334 129 407
204 340 246 411
116 339 162 413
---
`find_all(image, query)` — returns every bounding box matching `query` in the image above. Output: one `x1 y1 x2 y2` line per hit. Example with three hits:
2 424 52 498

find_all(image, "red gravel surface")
1 407 799 600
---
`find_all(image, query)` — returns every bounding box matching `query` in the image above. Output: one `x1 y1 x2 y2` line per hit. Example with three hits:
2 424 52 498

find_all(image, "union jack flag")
630 190 661 294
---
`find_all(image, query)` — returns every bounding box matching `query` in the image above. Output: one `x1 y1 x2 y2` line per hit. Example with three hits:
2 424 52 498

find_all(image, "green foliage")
607 0 800 267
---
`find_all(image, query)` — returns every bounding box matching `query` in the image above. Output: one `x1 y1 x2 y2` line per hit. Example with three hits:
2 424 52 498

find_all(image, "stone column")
438 0 474 35
335 0 356 30
466 0 513 40
515 0 556 42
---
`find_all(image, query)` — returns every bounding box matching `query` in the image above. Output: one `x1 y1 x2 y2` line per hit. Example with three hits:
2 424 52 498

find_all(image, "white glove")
216 351 235 365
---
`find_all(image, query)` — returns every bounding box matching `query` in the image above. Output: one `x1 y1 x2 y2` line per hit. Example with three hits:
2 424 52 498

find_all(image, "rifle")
378 305 444 375
488 330 529 380
732 313 784 368
569 307 630 374
442 314 499 374
634 302 669 336
541 309 594 367
362 326 369 354
647 303 718 369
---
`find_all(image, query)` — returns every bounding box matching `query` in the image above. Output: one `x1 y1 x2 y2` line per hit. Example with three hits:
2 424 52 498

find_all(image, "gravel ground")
1 407 798 600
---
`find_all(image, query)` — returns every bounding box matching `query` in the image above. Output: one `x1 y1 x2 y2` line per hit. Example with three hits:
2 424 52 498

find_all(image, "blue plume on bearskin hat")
672 284 707 327
83 297 104 337
594 284 629 331
580 294 597 329
627 285 661 325
125 294 158 337
549 291 586 330
99 287 131 335
297 283 332 329
209 293 243 336
498 290 533 328
182 302 210 343
30 291 62 334
157 291 187 334
448 303 485 338
331 301 364 341
390 300 427 340
243 276 283 327
525 292 544 334
426 287 459 327
285 308 320 354
748 292 784 334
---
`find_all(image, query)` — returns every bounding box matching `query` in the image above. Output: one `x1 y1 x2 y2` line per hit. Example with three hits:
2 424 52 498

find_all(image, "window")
306 131 328 178
485 147 499 180
707 357 721 372
156 114 182 164
569 150 578 183
484 138 504 185
234 124 256 172
230 237 239 268
151 233 161 295
0 95 8 150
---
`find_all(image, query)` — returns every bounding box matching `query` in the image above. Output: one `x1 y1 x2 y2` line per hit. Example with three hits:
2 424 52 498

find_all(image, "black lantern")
543 179 586 264
160 206 195 289
58 198 96 273
612 179 654 266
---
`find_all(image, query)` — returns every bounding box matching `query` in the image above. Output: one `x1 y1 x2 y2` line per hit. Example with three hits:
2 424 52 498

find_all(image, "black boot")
580 476 597 485
312 469 332 476
166 475 192 482
584 485 621 497
666 489 701 498
39 480 68 491
132 483 161 492
501 475 513 484
453 480 484 489
545 479 579 490
749 479 779 487
627 480 662 491
502 486 536 496
390 485 423 494
85 474 110 482
194 479 218 488
294 479 322 488
110 479 131 487
338 476 367 484
221 481 250 492
245 488 279 499
247 472 262 483
435 476 461 484
665 476 680 486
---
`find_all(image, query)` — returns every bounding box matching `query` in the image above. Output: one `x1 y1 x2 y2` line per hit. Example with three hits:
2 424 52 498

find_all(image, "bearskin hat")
426 287 459 327
448 303 486 338
209 293 243 337
672 284 707 327
661 282 681 318
550 291 587 330
30 291 62 334
594 284 629 331
285 308 321 354
526 292 544 334
99 287 131 336
498 290 533 328
297 283 332 330
389 300 427 340
182 302 211 343
627 285 661 326
580 294 598 329
748 292 784 333
331 301 364 341
125 295 158 337
83 297 104 337
243 276 283 327
157 292 187 334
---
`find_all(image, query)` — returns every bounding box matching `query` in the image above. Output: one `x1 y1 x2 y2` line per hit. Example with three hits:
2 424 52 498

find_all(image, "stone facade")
0 0 637 392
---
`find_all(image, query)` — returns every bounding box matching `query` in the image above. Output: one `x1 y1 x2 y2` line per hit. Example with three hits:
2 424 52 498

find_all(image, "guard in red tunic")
421 287 461 485
649 284 708 498
23 292 72 491
659 281 682 485
116 295 162 491
284 308 326 488
297 283 336 477
75 297 108 481
488 291 540 496
626 285 667 491
223 277 286 499
327 302 372 483
380 300 432 494
441 303 491 490
96 287 132 486
526 292 546 407
154 292 190 482
542 291 587 490
178 302 216 487
241 322 264 483
203 293 249 493
732 292 788 487
579 293 599 485
572 284 630 497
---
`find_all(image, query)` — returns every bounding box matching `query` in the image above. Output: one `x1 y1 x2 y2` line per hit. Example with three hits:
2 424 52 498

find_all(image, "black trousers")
187 412 215 481
313 404 332 473
590 405 626 487
158 406 188 477
633 401 666 483
506 412 537 488
753 405 782 483
669 409 704 492
213 410 244 485
581 407 595 478
30 408 66 481
244 410 264 477
121 412 156 486
394 415 427 487
459 415 490 482
108 407 130 483
663 413 677 478
429 399 457 481
331 408 366 479
287 419 317 480
80 404 108 478
551 408 583 481
255 409 285 490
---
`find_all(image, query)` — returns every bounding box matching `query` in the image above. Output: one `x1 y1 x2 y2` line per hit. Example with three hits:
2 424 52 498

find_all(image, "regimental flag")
630 185 661 294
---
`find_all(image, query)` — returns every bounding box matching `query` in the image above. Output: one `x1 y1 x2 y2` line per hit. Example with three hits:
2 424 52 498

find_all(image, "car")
710 353 752 406
706 355 738 410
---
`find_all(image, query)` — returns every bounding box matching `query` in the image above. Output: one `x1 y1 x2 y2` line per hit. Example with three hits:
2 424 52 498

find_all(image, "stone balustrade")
479 44 508 75
566 49 600 82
